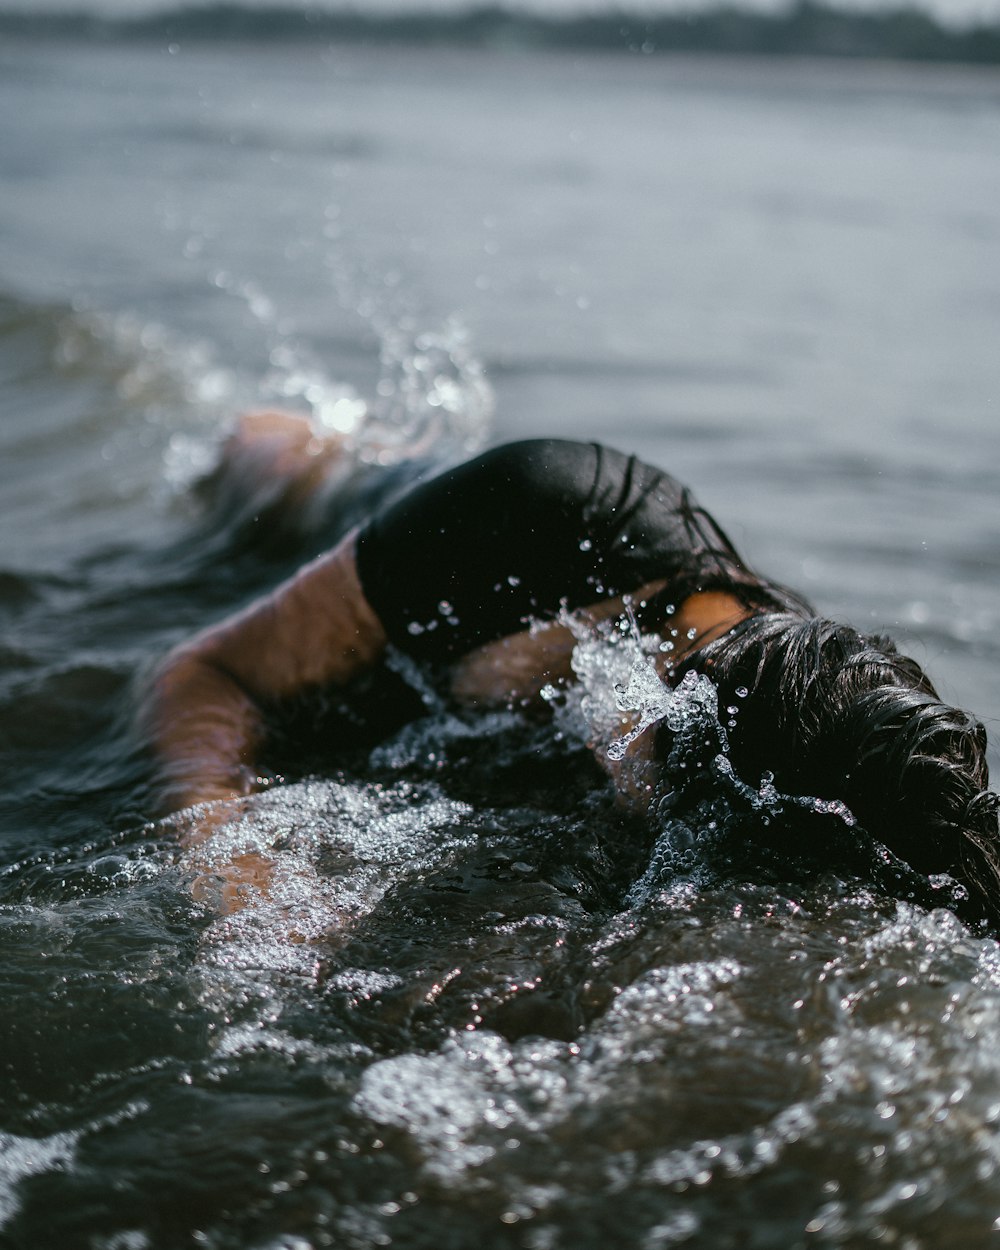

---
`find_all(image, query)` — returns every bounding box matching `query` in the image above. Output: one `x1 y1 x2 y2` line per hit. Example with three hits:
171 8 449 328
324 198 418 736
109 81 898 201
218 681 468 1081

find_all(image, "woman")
142 413 1000 921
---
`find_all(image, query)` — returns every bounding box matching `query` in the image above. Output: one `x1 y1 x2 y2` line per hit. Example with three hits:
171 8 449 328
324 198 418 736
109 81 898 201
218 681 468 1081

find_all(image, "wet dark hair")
666 613 1000 923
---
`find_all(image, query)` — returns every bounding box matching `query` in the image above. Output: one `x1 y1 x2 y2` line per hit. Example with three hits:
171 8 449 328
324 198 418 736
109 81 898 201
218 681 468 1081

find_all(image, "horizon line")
2 0 1000 65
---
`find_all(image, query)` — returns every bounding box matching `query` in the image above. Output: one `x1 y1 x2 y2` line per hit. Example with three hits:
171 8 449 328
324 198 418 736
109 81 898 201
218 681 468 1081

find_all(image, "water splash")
141 244 496 499
609 665 719 762
257 310 493 467
361 317 494 464
543 610 725 826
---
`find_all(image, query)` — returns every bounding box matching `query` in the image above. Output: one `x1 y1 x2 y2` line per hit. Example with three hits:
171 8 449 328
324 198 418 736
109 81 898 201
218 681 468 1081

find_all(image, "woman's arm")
449 579 669 707
141 530 387 820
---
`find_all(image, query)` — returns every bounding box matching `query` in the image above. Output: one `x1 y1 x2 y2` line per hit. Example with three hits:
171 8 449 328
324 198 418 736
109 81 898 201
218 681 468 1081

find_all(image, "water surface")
2 38 1000 1249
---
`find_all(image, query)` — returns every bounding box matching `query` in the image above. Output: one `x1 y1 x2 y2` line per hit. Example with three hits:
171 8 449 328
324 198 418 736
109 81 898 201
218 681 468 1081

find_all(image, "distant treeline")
4 1 1000 64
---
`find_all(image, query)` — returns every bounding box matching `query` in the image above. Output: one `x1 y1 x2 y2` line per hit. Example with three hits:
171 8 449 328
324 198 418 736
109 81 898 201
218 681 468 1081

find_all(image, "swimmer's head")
663 612 1000 922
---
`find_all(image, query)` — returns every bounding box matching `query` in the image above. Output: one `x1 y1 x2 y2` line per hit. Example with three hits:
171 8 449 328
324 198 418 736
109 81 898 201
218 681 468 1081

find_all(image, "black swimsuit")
355 439 805 663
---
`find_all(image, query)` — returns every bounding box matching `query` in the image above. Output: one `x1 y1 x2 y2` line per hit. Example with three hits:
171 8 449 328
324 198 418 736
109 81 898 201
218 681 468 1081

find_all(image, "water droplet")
507 575 521 587
579 537 593 552
736 686 749 698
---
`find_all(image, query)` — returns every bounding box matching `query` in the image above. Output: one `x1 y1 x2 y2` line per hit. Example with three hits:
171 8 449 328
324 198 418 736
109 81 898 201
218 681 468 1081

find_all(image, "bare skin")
143 412 753 912
210 409 353 510
145 531 387 814
142 528 389 912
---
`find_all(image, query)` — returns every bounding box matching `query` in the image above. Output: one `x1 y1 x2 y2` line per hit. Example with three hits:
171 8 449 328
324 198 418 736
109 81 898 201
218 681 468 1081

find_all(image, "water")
3 32 1000 1248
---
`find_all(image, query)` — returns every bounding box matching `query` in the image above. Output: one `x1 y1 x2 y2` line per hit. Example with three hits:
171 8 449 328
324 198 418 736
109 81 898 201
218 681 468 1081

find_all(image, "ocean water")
3 32 1000 1249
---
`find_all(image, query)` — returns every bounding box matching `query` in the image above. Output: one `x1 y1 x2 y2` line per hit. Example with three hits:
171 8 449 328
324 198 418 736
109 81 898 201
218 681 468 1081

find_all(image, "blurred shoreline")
3 0 1000 66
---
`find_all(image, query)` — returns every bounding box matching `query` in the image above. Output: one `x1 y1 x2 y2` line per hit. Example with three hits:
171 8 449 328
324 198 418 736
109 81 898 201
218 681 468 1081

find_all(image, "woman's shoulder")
463 438 672 506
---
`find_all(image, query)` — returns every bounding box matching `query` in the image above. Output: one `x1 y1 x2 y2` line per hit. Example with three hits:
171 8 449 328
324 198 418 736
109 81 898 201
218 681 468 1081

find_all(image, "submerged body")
143 416 1000 922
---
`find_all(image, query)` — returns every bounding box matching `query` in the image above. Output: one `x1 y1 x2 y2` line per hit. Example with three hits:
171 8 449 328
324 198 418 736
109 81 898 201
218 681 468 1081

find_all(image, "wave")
2 1 1000 65
0 287 191 401
0 280 492 498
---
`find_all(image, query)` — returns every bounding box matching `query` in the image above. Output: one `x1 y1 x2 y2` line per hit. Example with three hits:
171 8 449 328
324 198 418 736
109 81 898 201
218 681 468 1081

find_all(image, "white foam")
354 1031 572 1183
178 778 475 1041
0 1128 81 1230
